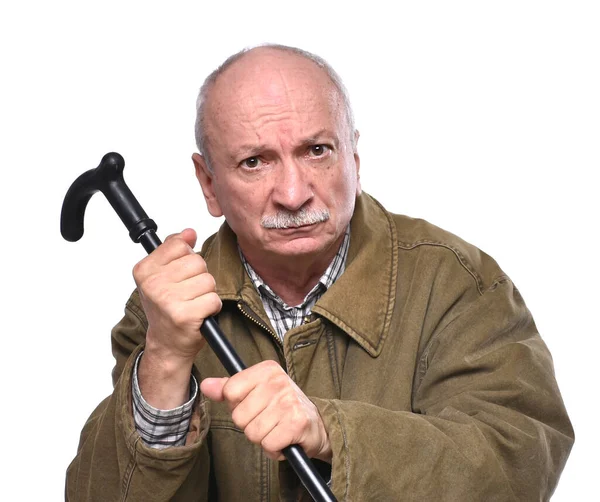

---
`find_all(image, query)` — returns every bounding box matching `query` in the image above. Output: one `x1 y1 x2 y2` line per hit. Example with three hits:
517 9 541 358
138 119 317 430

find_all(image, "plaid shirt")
132 227 351 449
240 226 350 341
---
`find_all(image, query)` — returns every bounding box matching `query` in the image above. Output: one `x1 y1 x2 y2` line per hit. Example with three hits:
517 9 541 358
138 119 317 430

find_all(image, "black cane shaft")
137 230 335 502
284 446 336 502
201 318 247 374
61 154 335 501
138 231 163 254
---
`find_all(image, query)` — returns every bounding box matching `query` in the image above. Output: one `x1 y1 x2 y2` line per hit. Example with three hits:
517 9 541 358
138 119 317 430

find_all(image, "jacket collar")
201 193 398 357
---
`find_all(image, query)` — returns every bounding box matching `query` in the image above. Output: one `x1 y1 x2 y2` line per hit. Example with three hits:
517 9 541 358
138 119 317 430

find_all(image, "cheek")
219 183 267 225
331 171 358 204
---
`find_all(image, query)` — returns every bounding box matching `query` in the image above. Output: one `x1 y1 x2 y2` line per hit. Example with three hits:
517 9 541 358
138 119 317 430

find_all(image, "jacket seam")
325 325 341 398
368 195 399 355
398 240 486 295
331 400 350 501
416 276 512 391
210 423 245 433
120 439 138 502
263 453 270 502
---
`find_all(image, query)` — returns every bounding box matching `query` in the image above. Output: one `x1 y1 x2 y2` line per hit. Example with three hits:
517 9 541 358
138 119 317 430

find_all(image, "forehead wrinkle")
205 52 349 161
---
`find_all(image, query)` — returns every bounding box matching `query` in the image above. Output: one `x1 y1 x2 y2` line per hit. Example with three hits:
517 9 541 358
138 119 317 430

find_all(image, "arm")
66 230 219 501
65 294 212 501
132 351 198 448
312 278 573 501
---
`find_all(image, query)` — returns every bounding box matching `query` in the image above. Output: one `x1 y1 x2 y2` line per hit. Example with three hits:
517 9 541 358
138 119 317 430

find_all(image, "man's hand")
201 360 332 462
134 228 222 409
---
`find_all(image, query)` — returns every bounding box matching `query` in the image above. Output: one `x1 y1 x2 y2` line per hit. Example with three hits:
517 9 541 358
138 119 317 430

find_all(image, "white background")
1 1 598 500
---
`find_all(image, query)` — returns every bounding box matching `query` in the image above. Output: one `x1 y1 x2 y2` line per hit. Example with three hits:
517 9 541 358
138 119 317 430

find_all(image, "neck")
241 233 345 306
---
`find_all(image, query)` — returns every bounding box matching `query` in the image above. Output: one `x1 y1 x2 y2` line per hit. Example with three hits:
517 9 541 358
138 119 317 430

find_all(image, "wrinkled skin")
137 47 361 462
193 48 361 301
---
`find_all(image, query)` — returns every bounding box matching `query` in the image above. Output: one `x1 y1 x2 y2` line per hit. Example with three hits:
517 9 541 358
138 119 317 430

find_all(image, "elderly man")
66 45 573 501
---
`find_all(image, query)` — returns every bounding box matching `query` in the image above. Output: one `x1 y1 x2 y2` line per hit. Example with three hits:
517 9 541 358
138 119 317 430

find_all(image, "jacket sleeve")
65 290 212 502
312 278 574 502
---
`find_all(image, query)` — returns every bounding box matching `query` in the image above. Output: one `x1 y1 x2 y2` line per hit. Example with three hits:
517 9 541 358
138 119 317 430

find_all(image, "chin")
268 236 326 257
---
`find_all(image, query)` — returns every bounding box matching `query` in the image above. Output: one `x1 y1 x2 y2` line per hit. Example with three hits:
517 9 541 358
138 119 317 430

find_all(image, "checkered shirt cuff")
131 351 198 449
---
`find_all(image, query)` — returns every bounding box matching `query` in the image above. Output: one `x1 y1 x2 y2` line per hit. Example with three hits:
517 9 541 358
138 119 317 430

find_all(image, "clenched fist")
201 360 332 462
135 228 222 409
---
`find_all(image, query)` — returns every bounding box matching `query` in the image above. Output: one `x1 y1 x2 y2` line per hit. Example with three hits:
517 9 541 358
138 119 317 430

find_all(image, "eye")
308 145 330 157
241 157 262 169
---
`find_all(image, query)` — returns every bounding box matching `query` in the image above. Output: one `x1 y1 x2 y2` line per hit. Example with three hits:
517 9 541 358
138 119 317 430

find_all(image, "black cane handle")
61 152 158 247
61 152 337 502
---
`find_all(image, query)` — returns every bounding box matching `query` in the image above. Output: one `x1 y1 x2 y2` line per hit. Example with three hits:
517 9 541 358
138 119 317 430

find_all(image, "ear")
192 153 223 217
353 130 362 196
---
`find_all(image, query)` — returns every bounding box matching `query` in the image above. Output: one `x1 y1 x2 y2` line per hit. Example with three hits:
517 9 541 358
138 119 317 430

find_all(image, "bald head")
194 45 356 170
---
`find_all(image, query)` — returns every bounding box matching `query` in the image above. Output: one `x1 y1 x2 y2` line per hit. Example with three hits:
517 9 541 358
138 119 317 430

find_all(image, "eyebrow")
231 129 339 159
232 143 269 159
298 129 339 148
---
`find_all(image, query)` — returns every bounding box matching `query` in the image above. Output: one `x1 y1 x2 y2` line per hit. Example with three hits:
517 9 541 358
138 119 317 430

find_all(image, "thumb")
200 377 229 401
179 228 197 249
164 228 197 249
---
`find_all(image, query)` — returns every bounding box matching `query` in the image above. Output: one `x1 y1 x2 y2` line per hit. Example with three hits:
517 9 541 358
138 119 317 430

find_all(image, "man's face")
193 49 361 263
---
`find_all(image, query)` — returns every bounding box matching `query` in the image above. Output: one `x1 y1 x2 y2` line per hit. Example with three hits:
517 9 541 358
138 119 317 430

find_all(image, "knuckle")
244 422 262 443
168 302 188 326
206 273 217 290
231 407 245 429
261 359 282 374
171 238 191 256
222 383 239 404
178 255 200 278
190 256 208 275
291 410 309 430
260 437 281 458
205 292 222 312
195 254 208 268
279 392 298 409
272 372 290 389
132 259 150 281
138 274 162 300
197 272 214 291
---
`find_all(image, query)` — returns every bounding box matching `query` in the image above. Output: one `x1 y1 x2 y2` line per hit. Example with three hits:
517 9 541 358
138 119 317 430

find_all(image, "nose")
271 158 313 212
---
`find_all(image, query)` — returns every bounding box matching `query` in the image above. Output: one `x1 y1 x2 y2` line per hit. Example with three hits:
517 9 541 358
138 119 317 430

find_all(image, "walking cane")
61 152 337 502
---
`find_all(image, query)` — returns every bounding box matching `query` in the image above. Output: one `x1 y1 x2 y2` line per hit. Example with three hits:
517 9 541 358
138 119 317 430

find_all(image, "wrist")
138 347 195 410
314 414 332 463
315 434 333 463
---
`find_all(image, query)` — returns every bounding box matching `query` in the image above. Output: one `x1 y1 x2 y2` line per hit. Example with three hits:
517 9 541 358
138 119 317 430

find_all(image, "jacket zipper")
235 301 280 502
236 301 283 348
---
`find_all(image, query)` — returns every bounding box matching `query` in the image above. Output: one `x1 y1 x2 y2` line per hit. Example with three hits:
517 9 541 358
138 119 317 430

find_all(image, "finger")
230 384 273 430
220 365 272 409
260 418 305 461
165 228 197 249
175 273 216 301
185 291 222 320
200 377 229 401
219 360 286 411
164 254 209 283
232 360 285 386
240 394 282 441
179 228 197 249
152 231 197 266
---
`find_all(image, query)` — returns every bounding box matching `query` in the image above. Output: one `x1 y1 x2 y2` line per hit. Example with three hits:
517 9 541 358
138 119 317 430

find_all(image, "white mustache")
261 208 330 229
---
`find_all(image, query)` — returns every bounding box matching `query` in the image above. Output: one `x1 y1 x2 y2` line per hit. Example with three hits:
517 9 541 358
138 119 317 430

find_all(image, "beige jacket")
66 193 573 501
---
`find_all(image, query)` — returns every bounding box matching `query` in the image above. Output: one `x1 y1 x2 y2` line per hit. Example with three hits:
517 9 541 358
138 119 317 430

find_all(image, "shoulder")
383 202 508 294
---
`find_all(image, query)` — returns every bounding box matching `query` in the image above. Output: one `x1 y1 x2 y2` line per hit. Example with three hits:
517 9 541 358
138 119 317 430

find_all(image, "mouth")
270 221 322 233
